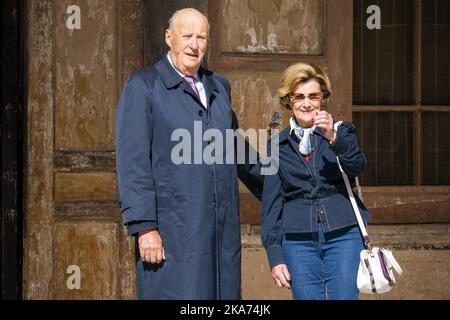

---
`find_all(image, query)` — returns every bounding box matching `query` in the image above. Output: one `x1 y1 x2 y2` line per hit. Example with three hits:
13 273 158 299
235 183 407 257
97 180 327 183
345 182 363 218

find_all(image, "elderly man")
115 8 263 299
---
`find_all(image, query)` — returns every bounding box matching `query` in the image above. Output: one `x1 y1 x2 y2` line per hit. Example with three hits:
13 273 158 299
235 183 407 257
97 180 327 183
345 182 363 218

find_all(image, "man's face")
165 11 208 76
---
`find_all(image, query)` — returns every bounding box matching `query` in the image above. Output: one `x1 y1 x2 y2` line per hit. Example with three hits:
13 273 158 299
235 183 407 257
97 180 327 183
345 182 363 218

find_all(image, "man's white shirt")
167 53 207 108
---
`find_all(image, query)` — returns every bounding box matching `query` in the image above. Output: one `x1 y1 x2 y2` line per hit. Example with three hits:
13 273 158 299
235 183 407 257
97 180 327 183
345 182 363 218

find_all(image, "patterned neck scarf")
290 117 316 158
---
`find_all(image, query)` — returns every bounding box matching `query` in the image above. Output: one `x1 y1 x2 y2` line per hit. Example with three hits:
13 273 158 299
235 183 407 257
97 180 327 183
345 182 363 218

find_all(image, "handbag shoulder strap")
334 121 371 249
355 176 363 201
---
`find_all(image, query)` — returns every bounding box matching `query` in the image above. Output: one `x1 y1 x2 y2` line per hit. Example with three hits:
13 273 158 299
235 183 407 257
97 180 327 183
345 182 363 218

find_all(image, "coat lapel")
155 56 205 110
181 81 204 107
199 67 219 109
154 56 183 89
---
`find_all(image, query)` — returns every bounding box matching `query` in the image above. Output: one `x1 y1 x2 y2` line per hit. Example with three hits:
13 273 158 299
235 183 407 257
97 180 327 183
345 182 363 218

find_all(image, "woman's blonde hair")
278 62 332 109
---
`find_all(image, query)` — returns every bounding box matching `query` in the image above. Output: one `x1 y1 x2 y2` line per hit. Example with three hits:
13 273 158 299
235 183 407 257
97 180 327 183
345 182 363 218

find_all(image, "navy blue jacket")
115 56 263 299
260 122 370 268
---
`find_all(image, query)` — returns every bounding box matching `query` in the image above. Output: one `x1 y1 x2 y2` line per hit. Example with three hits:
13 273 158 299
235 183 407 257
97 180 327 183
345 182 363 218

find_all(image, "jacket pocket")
156 165 191 212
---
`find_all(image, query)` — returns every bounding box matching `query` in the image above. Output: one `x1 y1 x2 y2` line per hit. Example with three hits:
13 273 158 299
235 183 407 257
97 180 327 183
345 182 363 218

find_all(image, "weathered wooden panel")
54 222 118 299
55 173 117 202
24 0 55 300
55 0 117 151
55 202 121 219
220 0 324 54
54 151 116 172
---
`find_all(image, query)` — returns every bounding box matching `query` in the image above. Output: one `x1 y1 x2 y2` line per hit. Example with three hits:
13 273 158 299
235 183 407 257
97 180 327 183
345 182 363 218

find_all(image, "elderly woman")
261 62 370 300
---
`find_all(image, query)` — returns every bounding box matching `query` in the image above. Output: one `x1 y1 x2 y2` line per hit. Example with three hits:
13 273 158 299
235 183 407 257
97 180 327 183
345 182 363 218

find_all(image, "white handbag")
334 123 402 294
357 246 403 294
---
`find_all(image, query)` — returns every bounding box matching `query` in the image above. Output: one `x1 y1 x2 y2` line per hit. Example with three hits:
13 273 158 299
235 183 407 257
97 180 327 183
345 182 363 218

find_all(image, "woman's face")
290 79 323 128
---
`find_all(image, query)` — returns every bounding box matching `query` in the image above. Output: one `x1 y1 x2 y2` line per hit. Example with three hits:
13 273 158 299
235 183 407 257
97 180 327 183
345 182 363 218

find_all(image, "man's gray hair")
168 8 210 32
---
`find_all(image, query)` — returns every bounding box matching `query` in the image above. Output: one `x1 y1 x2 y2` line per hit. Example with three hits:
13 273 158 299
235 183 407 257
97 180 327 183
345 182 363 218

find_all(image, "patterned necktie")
185 76 200 97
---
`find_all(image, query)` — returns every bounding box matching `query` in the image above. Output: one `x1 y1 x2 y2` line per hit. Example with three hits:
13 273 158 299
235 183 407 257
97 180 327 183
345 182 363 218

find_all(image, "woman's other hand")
271 264 291 289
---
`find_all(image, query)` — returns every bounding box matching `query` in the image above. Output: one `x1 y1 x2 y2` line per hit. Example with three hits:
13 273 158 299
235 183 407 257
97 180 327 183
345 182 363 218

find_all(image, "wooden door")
24 0 145 299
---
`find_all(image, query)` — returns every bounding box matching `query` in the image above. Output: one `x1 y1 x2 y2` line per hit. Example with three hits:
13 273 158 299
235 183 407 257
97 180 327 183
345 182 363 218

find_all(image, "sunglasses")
289 92 322 104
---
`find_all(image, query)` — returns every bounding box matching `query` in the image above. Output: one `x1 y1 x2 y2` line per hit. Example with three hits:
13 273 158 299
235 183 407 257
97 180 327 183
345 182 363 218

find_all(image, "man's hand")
138 229 165 264
271 264 291 289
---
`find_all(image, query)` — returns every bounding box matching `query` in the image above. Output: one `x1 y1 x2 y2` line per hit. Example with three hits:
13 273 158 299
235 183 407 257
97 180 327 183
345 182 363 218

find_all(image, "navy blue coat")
115 56 262 299
261 122 370 269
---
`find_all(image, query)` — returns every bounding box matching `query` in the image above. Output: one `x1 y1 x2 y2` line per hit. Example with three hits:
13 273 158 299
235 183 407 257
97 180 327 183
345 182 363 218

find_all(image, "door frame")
1 0 25 300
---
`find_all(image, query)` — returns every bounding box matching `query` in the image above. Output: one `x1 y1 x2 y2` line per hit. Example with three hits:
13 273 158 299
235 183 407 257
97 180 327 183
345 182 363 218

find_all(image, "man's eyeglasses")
289 92 322 104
